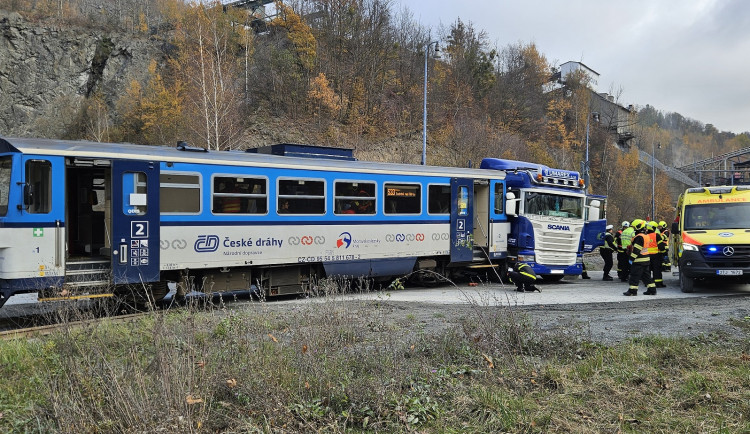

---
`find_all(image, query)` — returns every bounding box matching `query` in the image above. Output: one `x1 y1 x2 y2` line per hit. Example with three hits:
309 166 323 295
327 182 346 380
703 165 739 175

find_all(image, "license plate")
550 270 564 274
717 270 743 276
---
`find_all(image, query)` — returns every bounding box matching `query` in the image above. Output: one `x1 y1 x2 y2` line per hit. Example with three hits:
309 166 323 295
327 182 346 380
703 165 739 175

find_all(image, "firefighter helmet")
631 219 646 231
659 220 668 230
647 221 658 231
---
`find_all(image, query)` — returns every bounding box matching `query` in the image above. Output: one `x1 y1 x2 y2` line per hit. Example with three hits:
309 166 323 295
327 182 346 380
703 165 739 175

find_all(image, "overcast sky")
397 0 749 134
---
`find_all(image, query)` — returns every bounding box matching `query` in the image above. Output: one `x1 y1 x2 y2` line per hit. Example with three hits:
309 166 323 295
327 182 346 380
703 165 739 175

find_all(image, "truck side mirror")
506 192 518 216
587 200 601 221
671 221 679 234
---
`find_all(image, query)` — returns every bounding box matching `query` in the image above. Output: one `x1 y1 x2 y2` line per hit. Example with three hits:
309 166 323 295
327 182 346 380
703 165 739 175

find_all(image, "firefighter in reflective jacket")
624 219 657 296
618 221 636 281
600 225 617 281
508 262 540 292
647 221 666 288
659 220 671 271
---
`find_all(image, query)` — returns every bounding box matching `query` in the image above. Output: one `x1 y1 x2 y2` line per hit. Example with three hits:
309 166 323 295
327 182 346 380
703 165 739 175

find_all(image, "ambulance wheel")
679 271 694 293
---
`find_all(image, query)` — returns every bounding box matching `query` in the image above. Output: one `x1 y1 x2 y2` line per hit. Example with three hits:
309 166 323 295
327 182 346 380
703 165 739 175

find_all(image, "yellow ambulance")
671 185 750 292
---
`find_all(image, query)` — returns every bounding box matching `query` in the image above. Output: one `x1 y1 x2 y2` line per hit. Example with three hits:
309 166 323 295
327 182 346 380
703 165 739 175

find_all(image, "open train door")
111 160 160 284
450 178 474 263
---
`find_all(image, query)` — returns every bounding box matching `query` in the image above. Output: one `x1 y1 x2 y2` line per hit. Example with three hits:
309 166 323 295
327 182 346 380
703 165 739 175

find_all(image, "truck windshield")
0 156 11 216
684 203 750 230
524 192 583 218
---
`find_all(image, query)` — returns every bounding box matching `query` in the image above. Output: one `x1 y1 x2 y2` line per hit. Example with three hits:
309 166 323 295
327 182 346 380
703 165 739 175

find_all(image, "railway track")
0 312 150 340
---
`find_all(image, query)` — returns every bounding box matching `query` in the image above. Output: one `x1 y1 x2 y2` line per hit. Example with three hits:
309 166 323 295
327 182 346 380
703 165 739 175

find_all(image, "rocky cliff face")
0 11 165 137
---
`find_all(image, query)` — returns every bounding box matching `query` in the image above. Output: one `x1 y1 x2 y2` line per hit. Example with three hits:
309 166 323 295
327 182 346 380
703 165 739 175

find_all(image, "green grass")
1 296 750 433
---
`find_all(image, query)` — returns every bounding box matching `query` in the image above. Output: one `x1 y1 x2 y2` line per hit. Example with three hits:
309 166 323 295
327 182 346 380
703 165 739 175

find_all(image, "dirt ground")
302 253 750 346
371 294 750 346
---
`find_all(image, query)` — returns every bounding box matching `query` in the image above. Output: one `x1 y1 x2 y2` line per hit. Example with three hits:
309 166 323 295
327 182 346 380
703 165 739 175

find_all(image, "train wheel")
150 281 169 306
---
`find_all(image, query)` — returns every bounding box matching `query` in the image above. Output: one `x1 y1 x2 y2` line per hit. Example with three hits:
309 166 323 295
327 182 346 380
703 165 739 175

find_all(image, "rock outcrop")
0 11 164 137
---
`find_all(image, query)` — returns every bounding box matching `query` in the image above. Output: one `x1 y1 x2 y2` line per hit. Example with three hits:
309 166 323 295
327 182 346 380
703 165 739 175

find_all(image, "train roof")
0 137 505 179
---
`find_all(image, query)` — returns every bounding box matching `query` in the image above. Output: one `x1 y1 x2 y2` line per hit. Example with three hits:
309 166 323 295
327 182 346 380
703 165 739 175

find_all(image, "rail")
0 312 149 340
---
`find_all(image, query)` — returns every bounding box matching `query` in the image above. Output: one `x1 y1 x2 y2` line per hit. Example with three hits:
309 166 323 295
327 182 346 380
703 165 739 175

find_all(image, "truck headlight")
683 243 699 252
518 254 535 262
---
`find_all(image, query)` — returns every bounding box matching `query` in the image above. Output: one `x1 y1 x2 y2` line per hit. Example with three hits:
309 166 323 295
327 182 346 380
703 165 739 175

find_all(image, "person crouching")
509 262 540 292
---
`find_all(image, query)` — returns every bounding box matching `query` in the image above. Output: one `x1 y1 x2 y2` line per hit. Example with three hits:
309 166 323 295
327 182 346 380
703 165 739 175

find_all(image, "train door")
473 180 489 248
111 160 160 284
20 155 65 284
450 178 474 263
488 179 509 258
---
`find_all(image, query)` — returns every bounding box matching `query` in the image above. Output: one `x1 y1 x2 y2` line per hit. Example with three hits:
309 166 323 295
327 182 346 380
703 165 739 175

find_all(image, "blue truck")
480 158 606 281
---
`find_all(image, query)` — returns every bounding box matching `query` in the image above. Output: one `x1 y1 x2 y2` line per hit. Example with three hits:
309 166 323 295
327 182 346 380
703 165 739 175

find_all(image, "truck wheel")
679 271 694 293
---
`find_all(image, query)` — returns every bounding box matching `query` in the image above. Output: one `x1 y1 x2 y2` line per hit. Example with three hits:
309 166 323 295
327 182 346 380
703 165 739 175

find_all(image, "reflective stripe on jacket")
601 232 617 251
630 233 652 263
646 232 659 255
518 263 537 280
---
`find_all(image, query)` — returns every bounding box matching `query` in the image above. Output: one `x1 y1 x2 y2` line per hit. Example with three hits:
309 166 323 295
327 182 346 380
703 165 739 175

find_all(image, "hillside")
1 2 748 223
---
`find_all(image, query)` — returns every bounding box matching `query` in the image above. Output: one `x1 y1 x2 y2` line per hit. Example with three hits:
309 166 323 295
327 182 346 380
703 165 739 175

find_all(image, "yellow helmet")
647 221 658 231
631 219 646 231
659 220 667 229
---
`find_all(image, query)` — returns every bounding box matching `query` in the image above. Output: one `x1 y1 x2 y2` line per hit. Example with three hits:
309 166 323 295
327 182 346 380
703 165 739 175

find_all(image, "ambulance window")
25 160 52 214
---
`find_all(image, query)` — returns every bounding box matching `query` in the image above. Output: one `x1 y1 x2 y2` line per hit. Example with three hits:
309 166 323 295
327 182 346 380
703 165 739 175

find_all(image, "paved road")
316 269 750 306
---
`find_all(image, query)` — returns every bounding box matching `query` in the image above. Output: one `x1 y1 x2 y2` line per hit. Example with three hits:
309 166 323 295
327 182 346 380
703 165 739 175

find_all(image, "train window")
334 181 375 215
25 160 52 214
277 178 325 215
493 182 504 214
160 173 201 214
384 183 421 214
212 176 267 214
0 156 10 216
122 171 147 216
428 184 450 214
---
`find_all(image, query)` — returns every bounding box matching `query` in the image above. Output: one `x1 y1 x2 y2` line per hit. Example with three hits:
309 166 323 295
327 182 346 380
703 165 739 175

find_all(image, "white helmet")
621 221 630 228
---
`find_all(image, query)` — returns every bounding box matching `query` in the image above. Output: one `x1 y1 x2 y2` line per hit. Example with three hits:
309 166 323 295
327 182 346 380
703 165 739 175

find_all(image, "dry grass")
1 281 750 432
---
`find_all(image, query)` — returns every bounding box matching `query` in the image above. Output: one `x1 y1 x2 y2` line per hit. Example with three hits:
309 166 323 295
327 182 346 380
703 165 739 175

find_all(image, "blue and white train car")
0 138 510 307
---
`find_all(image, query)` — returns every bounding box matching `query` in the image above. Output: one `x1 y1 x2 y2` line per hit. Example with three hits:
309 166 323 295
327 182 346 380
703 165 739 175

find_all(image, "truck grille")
531 221 581 266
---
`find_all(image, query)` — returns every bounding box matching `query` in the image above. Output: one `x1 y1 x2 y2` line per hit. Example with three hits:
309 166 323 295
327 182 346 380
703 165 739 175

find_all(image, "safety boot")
644 286 657 295
623 287 638 296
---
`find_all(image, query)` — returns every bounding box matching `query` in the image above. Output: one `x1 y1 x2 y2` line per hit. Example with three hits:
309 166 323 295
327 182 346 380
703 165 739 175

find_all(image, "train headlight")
517 254 535 262
683 243 699 252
